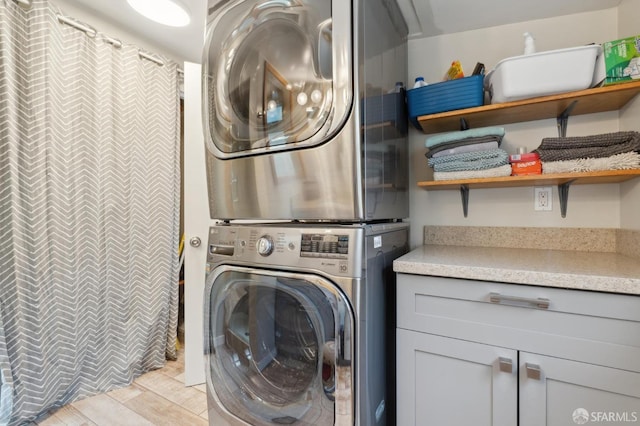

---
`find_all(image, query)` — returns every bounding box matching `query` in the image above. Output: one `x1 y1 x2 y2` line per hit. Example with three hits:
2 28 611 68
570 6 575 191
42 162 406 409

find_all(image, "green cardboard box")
603 35 640 85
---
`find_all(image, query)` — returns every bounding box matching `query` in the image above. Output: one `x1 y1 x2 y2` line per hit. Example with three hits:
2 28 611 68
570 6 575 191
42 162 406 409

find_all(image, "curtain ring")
103 36 123 49
13 0 32 9
56 14 98 38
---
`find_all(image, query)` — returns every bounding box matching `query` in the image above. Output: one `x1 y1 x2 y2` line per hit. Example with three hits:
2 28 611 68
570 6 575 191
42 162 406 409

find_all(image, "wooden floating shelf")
415 80 640 134
418 170 640 190
418 170 640 218
414 81 640 217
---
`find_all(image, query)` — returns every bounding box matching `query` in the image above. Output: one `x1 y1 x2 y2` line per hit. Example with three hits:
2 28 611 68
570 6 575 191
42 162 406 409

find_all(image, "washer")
204 222 408 425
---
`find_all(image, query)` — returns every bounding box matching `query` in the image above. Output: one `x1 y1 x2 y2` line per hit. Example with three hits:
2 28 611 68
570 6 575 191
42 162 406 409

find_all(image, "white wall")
618 0 640 231
407 8 626 247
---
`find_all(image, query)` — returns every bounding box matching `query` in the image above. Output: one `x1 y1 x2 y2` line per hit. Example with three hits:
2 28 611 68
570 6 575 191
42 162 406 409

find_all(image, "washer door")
205 266 354 425
202 0 352 158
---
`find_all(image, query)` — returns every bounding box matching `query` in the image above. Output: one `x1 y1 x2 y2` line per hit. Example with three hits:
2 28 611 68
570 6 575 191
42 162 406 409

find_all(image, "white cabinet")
397 330 517 426
396 274 640 426
520 353 640 426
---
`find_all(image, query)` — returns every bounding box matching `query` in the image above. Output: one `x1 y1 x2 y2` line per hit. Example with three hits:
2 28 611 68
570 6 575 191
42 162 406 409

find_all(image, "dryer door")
204 266 354 425
202 0 351 158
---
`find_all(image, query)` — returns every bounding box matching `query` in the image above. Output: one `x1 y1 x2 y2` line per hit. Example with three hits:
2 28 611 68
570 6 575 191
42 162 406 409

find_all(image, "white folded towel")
433 164 513 181
542 152 640 174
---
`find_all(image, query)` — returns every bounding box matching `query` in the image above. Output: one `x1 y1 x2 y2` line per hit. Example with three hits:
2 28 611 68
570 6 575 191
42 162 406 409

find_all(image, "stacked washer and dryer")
201 0 410 425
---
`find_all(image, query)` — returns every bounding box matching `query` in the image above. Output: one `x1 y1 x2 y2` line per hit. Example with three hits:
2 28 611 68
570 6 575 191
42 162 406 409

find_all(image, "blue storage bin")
407 75 484 127
361 91 406 124
361 90 408 136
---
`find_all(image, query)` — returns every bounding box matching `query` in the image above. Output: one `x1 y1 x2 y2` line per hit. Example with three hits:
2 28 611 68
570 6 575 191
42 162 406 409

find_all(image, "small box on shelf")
603 35 640 85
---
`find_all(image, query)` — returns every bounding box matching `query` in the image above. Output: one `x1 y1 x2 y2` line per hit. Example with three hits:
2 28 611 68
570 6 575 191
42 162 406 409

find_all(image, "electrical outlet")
534 187 552 211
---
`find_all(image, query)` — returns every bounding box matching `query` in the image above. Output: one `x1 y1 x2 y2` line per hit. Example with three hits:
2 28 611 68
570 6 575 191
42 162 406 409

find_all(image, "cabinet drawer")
397 274 640 372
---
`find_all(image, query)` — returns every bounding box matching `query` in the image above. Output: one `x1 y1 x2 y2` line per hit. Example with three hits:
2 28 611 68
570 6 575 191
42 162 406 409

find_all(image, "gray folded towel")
428 148 509 172
426 135 502 158
533 131 640 162
431 141 499 158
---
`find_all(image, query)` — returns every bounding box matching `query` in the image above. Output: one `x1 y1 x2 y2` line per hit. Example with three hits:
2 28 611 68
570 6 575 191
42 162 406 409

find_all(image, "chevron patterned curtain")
0 0 181 424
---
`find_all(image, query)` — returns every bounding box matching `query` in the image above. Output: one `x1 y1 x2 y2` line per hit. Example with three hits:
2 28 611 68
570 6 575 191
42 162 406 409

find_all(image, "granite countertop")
394 245 640 295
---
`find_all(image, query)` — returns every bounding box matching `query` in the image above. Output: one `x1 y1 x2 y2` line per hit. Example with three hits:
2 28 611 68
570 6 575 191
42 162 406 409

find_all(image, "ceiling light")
127 0 191 27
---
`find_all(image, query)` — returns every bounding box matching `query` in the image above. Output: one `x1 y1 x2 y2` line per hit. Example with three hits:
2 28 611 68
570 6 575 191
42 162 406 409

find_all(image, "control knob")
256 235 274 256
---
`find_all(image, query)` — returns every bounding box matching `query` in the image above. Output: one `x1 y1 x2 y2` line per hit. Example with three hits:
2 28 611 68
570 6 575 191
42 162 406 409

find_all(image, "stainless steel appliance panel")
202 0 409 221
204 223 409 425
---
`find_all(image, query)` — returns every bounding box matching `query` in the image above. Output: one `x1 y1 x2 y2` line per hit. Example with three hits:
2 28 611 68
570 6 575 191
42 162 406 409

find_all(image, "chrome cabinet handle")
526 363 542 380
189 236 202 248
489 292 550 310
498 357 513 373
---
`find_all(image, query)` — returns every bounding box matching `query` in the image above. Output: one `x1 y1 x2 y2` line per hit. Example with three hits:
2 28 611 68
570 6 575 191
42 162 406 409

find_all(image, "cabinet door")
520 352 640 426
397 329 517 426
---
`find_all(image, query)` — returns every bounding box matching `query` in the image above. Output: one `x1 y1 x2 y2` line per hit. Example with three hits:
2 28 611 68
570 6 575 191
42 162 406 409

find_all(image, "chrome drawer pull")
526 363 542 380
489 292 550 310
498 357 513 373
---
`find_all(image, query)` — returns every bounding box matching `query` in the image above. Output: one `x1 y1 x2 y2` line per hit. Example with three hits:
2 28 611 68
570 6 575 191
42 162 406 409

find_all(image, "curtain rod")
138 51 165 67
54 12 165 67
15 0 170 68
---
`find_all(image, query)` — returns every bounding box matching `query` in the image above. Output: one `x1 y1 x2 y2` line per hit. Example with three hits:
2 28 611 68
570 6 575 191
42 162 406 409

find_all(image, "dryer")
203 222 408 425
202 0 409 221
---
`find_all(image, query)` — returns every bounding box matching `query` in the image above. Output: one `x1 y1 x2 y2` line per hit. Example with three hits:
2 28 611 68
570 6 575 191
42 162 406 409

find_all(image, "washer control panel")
207 224 361 277
300 233 349 259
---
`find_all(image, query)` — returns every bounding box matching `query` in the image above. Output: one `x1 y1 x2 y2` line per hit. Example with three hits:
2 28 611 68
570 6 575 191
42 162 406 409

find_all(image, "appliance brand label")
374 236 382 248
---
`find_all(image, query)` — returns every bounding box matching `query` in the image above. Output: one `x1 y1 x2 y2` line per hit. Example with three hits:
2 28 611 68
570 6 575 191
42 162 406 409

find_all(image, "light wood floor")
33 348 209 426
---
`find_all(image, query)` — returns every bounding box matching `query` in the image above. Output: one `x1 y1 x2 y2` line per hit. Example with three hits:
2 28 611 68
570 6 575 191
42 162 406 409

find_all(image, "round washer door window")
205 268 353 426
202 0 352 158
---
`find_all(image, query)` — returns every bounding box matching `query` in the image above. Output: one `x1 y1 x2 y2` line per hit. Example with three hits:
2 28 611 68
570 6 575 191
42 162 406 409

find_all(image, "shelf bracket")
460 184 469 217
556 100 578 138
558 179 576 218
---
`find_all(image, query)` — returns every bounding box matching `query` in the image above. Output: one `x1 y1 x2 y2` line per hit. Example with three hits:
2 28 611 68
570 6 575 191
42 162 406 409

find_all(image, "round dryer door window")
205 267 354 425
202 0 352 158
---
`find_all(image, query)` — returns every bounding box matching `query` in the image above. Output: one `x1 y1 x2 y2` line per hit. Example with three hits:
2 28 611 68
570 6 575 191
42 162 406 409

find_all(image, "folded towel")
428 148 510 172
431 141 499 158
542 152 640 174
434 164 513 181
427 137 500 158
425 126 505 149
533 131 640 162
